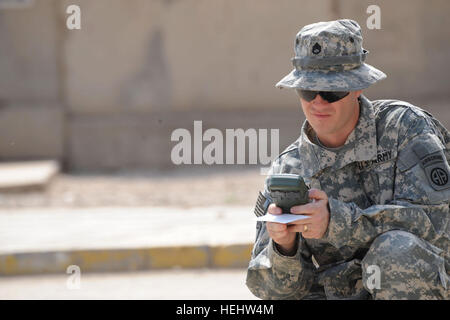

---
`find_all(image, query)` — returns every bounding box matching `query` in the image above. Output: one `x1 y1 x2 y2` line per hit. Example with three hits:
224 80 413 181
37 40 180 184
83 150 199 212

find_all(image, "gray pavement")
0 206 255 254
0 205 260 299
0 269 257 300
0 206 257 275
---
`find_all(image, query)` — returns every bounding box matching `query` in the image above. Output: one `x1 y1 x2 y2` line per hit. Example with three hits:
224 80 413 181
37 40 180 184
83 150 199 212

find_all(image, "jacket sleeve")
246 219 317 299
245 162 316 300
323 116 450 254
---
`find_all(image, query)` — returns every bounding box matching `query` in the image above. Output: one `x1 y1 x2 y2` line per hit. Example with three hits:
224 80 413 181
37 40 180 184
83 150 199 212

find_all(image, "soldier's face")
299 90 362 146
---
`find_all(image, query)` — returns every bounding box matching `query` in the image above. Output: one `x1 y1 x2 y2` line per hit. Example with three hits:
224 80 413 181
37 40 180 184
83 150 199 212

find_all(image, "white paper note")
256 213 309 224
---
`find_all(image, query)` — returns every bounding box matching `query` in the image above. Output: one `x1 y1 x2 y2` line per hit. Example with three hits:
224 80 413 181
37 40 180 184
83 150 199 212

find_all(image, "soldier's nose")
312 94 329 106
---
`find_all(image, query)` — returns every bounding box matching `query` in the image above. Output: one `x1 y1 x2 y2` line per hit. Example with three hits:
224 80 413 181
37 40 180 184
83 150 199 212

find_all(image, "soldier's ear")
354 90 363 98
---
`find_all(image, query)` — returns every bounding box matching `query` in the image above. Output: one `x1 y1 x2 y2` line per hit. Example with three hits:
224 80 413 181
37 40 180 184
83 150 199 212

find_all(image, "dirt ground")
0 167 265 208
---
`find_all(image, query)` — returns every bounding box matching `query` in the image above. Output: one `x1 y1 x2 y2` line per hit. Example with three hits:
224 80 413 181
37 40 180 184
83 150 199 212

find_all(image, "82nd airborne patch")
418 150 450 191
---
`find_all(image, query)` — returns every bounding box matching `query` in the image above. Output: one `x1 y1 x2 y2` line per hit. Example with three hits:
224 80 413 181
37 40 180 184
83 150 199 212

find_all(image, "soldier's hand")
266 204 298 255
288 189 330 239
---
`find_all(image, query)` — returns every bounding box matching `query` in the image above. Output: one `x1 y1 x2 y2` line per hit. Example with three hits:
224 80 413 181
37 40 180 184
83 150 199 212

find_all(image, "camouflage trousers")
309 231 449 300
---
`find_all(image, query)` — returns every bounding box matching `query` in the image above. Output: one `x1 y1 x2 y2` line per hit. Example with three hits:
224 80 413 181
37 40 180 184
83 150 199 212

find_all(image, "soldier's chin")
309 117 333 129
310 122 336 136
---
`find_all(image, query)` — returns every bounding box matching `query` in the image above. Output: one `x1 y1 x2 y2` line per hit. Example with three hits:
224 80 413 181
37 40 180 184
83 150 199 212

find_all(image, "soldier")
246 19 449 300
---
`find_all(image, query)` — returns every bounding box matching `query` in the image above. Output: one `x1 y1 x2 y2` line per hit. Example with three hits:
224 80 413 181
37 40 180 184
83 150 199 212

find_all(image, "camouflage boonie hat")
276 19 386 91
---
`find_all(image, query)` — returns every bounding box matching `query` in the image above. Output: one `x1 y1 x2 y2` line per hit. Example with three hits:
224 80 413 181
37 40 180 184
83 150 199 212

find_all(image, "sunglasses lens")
297 90 350 103
297 90 318 102
319 91 350 103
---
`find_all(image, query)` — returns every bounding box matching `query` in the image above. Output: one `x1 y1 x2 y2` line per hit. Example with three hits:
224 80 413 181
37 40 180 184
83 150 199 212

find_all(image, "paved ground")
0 168 263 276
0 206 258 276
0 165 266 272
0 269 257 300
0 206 255 254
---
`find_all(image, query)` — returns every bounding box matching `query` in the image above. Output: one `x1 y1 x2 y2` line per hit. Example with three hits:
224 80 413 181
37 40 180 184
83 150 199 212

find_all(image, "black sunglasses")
296 90 350 103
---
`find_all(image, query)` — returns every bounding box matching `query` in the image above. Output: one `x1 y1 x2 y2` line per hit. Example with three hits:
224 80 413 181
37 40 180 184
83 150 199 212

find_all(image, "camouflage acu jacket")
246 94 450 299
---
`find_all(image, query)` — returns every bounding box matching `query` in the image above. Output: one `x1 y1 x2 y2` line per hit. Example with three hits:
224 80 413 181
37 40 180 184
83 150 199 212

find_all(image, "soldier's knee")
361 230 425 292
361 230 448 299
363 230 419 266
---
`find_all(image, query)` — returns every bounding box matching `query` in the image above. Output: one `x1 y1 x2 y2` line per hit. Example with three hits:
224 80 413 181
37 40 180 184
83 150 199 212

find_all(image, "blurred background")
0 0 449 299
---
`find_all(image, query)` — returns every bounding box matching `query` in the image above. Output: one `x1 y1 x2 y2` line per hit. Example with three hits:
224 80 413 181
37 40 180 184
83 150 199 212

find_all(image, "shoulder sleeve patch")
418 150 450 191
413 142 450 191
397 133 450 191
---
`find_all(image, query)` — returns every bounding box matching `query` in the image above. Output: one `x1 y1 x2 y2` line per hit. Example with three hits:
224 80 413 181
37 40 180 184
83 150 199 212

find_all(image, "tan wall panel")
0 0 59 101
0 104 64 159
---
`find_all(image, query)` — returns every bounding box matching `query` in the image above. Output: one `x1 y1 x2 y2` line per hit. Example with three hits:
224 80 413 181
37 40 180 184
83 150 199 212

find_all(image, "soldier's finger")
268 228 289 240
308 188 328 201
287 224 311 234
271 231 289 240
268 204 282 215
267 222 287 232
290 202 319 214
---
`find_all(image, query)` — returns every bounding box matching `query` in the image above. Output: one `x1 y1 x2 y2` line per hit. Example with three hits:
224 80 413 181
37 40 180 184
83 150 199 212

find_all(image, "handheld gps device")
267 174 310 213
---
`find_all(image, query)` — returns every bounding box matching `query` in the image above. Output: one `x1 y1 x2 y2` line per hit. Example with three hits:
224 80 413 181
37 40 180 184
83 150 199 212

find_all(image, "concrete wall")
0 0 449 170
0 0 64 161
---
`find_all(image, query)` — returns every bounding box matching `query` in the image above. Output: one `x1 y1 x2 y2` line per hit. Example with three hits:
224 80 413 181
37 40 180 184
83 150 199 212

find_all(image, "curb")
0 243 253 276
0 160 59 191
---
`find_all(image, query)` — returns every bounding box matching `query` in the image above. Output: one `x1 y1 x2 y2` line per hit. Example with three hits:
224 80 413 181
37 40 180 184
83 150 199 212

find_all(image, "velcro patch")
254 191 270 217
415 149 450 191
